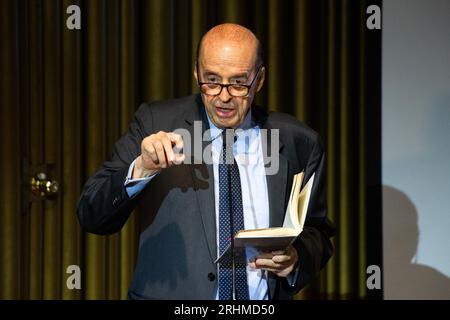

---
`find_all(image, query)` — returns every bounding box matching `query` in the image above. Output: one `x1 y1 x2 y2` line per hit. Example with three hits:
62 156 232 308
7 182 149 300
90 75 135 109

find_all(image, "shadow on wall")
383 186 450 299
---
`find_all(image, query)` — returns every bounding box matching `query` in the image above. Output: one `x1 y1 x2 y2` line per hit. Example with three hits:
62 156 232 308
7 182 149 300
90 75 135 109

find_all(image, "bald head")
196 23 263 68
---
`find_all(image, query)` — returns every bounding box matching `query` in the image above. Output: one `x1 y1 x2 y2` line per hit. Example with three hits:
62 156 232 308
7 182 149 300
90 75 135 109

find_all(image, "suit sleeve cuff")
286 263 300 287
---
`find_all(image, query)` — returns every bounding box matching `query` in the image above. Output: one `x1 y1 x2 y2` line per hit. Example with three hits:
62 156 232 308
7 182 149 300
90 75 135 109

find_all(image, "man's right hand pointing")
132 131 185 179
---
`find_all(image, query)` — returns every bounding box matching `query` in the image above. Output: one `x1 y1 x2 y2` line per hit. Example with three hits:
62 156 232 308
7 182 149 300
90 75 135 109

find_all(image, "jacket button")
208 272 216 281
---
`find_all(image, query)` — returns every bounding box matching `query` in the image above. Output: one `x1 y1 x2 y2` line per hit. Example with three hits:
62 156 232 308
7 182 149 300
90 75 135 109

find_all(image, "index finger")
160 135 175 164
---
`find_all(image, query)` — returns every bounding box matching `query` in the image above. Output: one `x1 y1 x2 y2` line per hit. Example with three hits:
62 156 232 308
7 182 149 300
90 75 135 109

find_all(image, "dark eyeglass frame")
196 64 263 97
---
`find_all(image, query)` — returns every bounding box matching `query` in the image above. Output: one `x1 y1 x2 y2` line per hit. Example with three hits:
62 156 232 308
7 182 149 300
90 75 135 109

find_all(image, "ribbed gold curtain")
0 0 373 299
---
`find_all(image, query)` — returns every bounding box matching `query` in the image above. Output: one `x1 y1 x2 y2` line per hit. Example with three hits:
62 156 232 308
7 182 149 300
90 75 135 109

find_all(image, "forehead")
199 39 257 73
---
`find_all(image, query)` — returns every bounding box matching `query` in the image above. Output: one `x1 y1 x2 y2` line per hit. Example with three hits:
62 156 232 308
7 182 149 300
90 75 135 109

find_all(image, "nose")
218 86 232 102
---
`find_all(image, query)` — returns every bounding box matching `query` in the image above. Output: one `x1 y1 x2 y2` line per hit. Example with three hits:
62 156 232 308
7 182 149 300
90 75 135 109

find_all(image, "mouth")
215 106 237 119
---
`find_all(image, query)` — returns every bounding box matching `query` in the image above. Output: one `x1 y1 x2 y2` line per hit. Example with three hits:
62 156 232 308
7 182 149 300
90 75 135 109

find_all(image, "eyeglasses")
197 64 263 97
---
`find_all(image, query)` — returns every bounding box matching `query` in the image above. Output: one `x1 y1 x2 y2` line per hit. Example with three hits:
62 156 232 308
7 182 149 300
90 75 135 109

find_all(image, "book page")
282 172 303 229
236 227 298 238
296 172 315 233
290 172 303 230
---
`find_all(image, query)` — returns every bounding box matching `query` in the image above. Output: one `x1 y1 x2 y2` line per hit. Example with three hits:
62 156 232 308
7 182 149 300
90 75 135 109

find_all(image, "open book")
215 171 315 264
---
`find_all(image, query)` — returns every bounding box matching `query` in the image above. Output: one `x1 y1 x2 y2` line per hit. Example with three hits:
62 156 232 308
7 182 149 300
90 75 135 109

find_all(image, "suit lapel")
185 96 217 263
255 107 289 228
191 161 217 263
266 154 288 227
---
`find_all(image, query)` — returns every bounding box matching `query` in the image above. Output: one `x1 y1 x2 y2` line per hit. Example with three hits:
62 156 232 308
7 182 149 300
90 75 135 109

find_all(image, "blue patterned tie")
218 129 249 300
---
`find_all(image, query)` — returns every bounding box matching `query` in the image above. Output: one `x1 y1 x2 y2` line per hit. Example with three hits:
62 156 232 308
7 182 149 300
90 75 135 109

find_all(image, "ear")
256 67 265 93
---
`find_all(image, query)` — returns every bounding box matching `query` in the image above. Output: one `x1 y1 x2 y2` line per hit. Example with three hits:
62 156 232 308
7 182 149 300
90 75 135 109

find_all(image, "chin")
212 116 235 128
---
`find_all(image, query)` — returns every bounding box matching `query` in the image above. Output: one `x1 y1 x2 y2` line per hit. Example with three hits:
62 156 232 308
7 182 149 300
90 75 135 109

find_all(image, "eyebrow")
230 73 249 80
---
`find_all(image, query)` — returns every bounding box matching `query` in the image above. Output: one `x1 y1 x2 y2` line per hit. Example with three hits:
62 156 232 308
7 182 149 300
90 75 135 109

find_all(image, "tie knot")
222 128 237 147
221 129 236 165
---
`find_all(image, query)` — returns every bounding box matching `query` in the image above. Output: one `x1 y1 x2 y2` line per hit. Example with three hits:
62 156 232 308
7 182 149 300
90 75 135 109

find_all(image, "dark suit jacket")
77 94 335 300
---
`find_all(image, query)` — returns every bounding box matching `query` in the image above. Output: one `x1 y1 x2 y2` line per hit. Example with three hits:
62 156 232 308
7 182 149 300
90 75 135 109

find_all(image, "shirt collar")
206 108 254 142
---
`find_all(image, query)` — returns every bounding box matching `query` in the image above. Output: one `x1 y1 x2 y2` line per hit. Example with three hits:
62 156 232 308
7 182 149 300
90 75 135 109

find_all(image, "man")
77 23 335 300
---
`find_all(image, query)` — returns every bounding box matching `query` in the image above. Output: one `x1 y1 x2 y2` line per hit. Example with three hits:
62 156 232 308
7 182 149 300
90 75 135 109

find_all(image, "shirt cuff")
286 264 300 287
124 159 157 198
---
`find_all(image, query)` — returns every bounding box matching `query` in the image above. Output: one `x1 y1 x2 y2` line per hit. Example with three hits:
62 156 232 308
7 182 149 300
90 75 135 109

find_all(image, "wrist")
132 156 158 179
